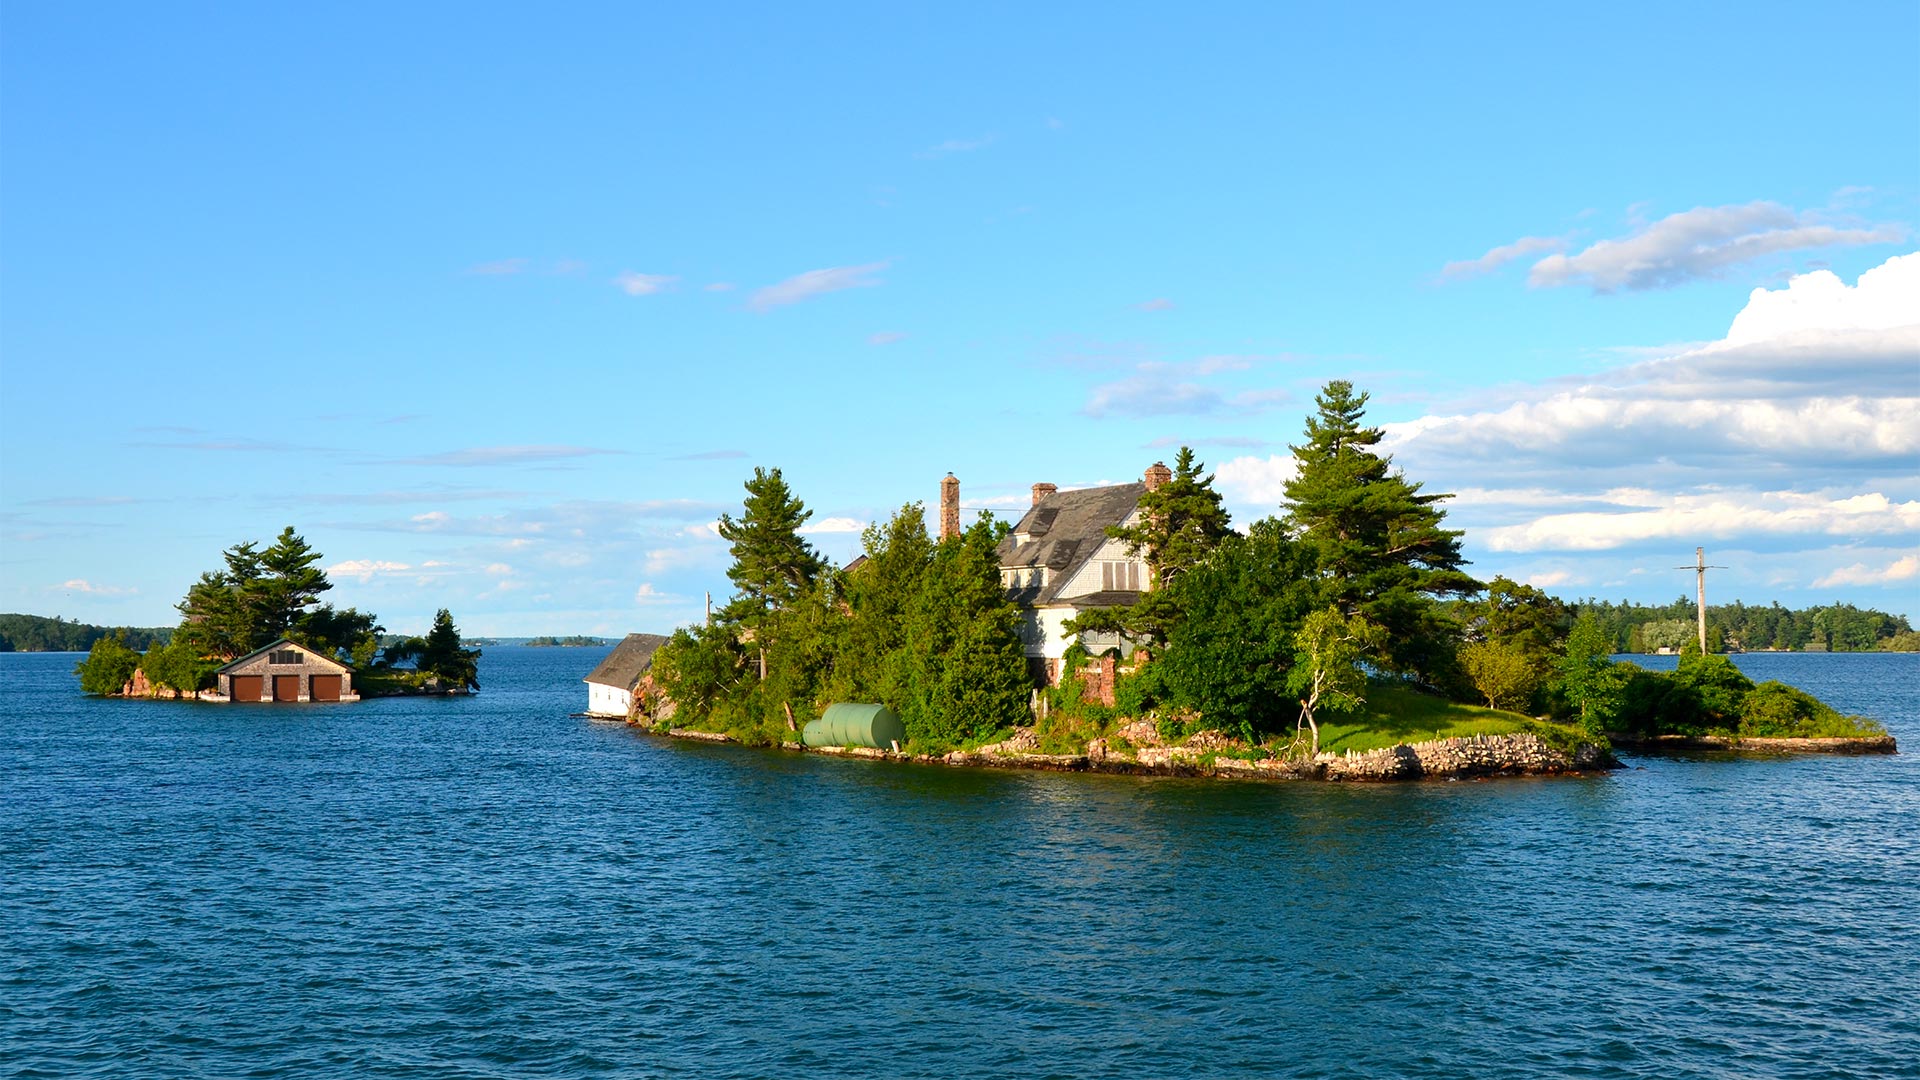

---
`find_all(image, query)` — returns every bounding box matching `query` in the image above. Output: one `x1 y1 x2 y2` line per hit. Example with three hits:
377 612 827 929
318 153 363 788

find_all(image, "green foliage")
1881 630 1920 652
1572 596 1910 654
1311 684 1539 753
1072 446 1235 647
0 614 172 653
1459 639 1538 712
1671 651 1754 723
1157 520 1318 737
141 639 219 693
716 467 824 628
416 609 482 690
1739 681 1886 738
74 635 142 695
293 604 382 665
174 527 336 659
897 517 1032 747
1281 381 1480 681
1556 613 1629 736
654 622 751 719
1286 606 1385 755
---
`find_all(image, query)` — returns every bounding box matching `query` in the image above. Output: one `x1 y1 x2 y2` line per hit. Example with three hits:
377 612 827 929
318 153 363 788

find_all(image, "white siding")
586 683 633 717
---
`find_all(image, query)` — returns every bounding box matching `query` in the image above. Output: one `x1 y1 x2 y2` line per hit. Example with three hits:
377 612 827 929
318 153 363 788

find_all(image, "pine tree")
1068 446 1234 647
418 608 481 690
716 467 825 628
1282 380 1480 679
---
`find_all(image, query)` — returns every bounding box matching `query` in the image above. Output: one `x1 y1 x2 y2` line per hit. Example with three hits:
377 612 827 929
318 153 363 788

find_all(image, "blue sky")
3 2 1916 635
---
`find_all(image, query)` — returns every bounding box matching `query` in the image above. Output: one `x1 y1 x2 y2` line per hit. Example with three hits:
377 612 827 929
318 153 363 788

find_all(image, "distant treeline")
1575 598 1916 653
524 635 609 647
0 614 174 653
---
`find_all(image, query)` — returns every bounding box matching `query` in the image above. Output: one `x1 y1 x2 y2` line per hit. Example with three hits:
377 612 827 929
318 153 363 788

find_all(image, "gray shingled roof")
583 633 671 690
996 482 1146 605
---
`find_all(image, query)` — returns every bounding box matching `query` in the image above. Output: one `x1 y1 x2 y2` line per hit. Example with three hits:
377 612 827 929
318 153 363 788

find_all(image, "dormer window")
269 649 302 665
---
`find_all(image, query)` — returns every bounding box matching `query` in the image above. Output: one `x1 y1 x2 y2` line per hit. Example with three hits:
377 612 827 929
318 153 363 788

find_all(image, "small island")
73 527 482 702
614 381 1892 782
524 635 612 648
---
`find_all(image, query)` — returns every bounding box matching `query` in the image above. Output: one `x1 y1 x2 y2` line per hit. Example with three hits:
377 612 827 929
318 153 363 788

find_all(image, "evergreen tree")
1158 520 1320 738
174 527 337 658
716 467 825 628
251 527 331 638
1072 446 1235 647
417 608 481 690
1281 380 1480 679
898 517 1031 746
825 503 934 705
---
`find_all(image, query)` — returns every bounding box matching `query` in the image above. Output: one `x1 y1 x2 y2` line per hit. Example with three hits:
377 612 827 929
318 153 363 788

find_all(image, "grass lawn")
1309 684 1565 754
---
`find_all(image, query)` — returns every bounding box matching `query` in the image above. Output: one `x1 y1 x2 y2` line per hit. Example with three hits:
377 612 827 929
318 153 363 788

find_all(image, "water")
4 647 1916 1079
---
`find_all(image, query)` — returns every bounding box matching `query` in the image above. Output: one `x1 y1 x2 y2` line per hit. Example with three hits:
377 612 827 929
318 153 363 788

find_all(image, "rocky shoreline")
639 720 1622 783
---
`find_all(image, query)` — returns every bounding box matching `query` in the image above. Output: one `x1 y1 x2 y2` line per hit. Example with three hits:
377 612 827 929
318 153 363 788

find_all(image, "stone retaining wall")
1612 734 1896 755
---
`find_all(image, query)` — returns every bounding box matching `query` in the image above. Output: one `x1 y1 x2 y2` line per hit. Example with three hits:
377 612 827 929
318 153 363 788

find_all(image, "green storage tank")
803 703 907 749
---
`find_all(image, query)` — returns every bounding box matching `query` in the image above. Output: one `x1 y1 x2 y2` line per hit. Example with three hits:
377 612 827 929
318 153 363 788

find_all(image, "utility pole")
705 591 712 627
1674 547 1726 653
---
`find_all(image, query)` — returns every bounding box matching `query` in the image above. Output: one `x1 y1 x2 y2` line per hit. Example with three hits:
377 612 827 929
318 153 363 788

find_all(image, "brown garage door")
231 675 263 702
310 674 341 702
273 675 302 702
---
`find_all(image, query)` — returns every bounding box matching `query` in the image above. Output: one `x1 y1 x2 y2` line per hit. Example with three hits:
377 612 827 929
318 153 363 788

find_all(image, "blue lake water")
4 647 1917 1078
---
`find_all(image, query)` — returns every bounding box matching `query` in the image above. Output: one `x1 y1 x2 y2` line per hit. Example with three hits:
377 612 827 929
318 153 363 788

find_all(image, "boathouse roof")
584 633 671 691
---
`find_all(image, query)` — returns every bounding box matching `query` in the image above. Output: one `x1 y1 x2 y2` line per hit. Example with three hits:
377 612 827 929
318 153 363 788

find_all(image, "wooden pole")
1673 547 1726 653
1694 547 1707 654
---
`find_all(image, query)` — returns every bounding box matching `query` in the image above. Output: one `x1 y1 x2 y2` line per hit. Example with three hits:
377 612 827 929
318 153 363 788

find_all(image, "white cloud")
1215 454 1299 507
1525 570 1576 588
1083 354 1296 419
1813 554 1920 588
868 331 907 346
1438 235 1566 282
484 563 514 576
634 583 680 605
806 516 866 534
329 559 412 582
1526 202 1904 292
1479 489 1920 553
1390 253 1920 476
750 262 888 311
614 271 677 296
1136 297 1175 311
57 579 134 596
704 282 735 292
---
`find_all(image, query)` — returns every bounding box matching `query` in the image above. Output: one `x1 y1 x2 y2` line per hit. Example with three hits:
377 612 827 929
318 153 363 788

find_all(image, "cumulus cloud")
1813 554 1920 588
1438 235 1566 282
614 271 677 296
1526 202 1904 292
1478 489 1920 553
1215 454 1300 507
1390 253 1920 478
634 583 679 605
750 262 888 310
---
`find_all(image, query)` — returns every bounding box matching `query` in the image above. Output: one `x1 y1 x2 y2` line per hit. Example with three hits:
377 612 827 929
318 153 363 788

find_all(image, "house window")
1100 561 1141 591
269 650 301 665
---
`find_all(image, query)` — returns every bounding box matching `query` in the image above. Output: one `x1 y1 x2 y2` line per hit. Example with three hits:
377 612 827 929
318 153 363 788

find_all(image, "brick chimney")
1031 482 1057 506
1144 461 1172 491
940 472 960 541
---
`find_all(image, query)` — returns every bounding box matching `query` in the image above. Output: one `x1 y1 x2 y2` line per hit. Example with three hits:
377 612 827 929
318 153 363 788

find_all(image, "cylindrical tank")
803 703 907 749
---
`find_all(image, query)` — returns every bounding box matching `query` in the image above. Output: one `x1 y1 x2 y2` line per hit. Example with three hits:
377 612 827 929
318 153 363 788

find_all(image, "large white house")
942 464 1167 685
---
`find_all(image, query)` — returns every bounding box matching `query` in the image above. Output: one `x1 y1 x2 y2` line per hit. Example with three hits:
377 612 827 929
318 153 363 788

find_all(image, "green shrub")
1740 681 1886 739
74 636 141 695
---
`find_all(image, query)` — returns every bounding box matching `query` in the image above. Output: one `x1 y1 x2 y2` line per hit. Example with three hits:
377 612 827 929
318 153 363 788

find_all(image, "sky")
2 2 1916 636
